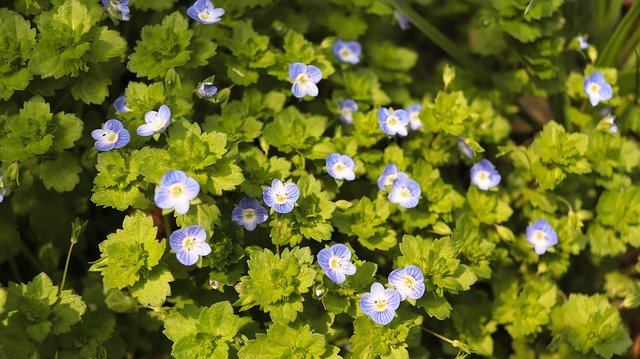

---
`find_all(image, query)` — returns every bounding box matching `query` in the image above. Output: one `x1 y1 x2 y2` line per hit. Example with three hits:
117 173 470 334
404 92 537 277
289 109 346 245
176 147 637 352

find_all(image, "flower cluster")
92 103 173 151
378 164 421 208
316 244 425 325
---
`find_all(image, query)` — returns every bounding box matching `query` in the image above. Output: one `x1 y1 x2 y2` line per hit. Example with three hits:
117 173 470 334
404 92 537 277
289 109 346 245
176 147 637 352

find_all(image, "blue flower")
388 173 421 208
197 82 218 98
187 0 224 24
360 282 402 325
170 225 212 266
154 170 200 215
378 107 409 137
91 119 130 152
101 0 130 21
394 11 410 30
584 71 613 106
114 94 131 113
0 175 7 204
525 219 558 255
577 35 589 50
470 159 501 190
333 39 362 64
458 138 474 159
338 99 358 124
289 62 322 98
263 179 300 214
377 163 402 191
326 153 356 181
388 265 425 300
137 104 171 136
317 244 357 284
604 115 618 134
406 104 422 130
231 197 268 231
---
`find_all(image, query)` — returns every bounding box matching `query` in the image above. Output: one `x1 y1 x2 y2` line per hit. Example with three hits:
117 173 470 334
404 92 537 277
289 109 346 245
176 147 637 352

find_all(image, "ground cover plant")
2 0 640 357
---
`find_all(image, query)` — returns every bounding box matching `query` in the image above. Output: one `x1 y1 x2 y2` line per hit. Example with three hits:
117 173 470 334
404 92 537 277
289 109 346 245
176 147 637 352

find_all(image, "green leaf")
529 121 591 190
262 106 328 154
235 247 316 324
604 271 640 309
39 151 82 192
550 294 632 357
493 276 557 338
91 150 147 210
0 9 36 100
4 273 86 343
89 212 167 290
165 301 251 359
238 323 339 359
423 91 470 136
0 96 81 161
127 12 196 79
129 264 174 307
350 314 423 358
397 235 477 297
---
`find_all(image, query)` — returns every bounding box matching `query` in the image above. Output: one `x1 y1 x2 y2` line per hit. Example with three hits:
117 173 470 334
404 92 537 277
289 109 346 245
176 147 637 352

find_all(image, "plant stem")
59 241 75 295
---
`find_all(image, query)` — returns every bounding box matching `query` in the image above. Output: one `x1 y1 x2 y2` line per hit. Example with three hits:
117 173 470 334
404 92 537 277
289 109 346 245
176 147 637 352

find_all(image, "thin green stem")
596 0 640 67
163 213 173 238
59 242 75 295
385 0 489 83
423 327 472 354
552 193 574 214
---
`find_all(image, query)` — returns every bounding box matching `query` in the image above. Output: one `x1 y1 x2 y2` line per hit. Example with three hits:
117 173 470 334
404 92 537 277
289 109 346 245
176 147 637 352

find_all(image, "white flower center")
198 10 212 21
402 275 416 288
102 131 118 144
588 83 601 95
373 297 389 312
398 187 412 199
329 256 341 270
533 230 547 243
476 170 490 183
333 162 347 175
168 183 185 198
340 108 352 120
339 48 352 59
296 73 311 85
274 190 288 204
387 114 398 127
243 208 256 221
385 174 397 187
181 236 197 252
